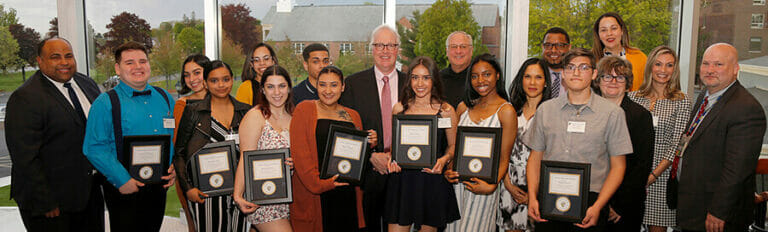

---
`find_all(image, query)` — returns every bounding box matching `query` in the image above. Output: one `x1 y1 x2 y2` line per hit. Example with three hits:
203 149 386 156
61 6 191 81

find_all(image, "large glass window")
84 1 205 94
528 0 682 58
394 0 507 71
221 0 383 85
697 0 768 142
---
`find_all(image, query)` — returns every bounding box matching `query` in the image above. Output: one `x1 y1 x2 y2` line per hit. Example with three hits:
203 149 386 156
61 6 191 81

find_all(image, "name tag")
163 118 175 129
652 116 659 127
438 117 452 128
567 121 586 133
225 133 240 145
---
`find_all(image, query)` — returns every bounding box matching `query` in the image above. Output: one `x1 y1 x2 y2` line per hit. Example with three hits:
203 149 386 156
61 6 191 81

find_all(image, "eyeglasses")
448 44 472 50
542 43 569 50
564 64 594 73
600 74 627 83
372 43 399 51
250 55 272 63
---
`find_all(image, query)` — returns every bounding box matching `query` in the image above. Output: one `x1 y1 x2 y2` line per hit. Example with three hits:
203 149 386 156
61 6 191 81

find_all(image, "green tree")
9 23 41 80
221 37 245 78
150 31 183 90
528 0 672 56
0 26 20 73
0 4 18 27
399 0 487 67
335 43 374 79
177 27 204 54
268 39 305 85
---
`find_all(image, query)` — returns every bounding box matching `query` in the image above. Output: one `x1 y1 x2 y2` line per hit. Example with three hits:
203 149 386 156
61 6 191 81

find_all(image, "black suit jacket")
677 81 767 230
340 67 406 191
610 96 654 219
5 71 101 215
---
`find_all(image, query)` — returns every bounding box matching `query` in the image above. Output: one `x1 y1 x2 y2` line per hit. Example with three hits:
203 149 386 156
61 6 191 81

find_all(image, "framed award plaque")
320 124 369 185
453 127 501 184
122 135 171 184
190 140 237 196
539 160 590 223
243 149 293 205
391 115 438 169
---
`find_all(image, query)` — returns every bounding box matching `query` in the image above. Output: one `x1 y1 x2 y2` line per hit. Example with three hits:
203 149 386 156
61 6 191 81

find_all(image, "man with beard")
541 27 571 98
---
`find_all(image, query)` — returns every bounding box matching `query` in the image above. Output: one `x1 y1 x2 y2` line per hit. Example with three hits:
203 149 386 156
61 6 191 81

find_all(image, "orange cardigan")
289 100 366 231
626 47 648 91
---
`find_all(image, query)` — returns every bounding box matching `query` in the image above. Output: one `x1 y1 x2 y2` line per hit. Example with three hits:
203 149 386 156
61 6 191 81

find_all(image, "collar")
558 89 597 114
302 78 316 94
374 66 398 81
42 72 75 89
604 47 626 57
447 66 469 76
115 80 151 97
705 80 736 100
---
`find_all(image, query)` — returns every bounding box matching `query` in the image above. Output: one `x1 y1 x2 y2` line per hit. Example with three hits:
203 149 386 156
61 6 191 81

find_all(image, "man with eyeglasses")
525 48 631 232
341 24 406 232
439 31 474 108
293 43 331 104
541 27 571 98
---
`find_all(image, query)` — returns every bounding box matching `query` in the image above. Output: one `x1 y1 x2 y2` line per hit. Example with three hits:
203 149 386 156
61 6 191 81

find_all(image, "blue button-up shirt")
83 81 175 188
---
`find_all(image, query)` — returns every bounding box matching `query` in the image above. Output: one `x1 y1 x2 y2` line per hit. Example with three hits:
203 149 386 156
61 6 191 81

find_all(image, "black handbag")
666 175 678 209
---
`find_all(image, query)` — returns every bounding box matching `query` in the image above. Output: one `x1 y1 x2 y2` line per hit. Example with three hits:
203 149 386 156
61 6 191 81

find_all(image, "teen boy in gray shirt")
524 48 632 232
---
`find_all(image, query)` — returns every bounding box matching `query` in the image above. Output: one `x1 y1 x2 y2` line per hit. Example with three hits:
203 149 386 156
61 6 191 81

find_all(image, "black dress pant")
536 192 609 232
103 183 167 232
362 170 388 232
19 176 105 232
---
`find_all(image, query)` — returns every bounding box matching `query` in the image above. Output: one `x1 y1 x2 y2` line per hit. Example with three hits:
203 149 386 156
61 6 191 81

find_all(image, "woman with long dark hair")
591 12 647 91
174 60 251 232
444 53 516 231
233 65 295 232
384 56 460 232
236 42 278 106
498 58 552 232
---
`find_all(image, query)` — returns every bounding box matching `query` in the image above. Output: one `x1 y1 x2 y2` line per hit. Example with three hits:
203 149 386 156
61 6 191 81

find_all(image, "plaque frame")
320 124 369 185
122 135 171 184
243 149 293 205
539 160 591 223
190 140 238 197
453 126 502 184
391 114 438 169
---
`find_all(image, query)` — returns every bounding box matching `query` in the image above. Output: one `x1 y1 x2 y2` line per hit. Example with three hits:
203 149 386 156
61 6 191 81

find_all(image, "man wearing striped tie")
541 27 571 98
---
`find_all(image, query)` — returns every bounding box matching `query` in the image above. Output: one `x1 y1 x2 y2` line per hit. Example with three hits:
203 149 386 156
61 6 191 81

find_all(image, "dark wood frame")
391 114 438 169
320 124 369 185
243 149 293 205
539 160 591 223
453 126 502 184
190 140 238 197
122 135 171 184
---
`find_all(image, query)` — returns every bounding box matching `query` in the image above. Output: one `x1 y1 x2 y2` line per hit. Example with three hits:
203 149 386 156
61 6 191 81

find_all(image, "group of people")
5 11 767 232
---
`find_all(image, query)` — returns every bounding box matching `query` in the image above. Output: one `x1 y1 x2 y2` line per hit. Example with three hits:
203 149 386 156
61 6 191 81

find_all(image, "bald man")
676 43 766 232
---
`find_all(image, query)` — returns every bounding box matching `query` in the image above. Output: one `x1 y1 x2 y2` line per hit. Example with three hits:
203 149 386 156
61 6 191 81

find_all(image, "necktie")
551 72 561 98
670 96 709 179
133 90 152 96
63 82 86 121
381 76 392 152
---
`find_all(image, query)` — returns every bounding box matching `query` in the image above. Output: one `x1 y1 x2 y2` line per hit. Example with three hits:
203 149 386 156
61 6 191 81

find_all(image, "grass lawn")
0 184 183 217
0 71 35 92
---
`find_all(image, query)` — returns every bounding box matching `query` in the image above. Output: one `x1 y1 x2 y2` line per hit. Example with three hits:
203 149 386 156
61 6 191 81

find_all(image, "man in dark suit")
340 24 406 232
677 43 767 232
6 37 103 231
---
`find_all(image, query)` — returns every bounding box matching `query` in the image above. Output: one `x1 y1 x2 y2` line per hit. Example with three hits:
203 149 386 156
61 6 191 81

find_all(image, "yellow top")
626 47 648 91
235 80 254 106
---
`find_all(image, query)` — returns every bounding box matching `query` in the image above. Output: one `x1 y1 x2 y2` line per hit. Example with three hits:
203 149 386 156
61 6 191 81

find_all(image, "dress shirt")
374 66 398 108
83 81 175 188
548 68 566 98
43 74 91 118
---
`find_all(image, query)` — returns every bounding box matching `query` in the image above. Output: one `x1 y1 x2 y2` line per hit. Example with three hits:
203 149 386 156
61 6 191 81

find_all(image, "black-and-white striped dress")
187 118 248 232
628 91 692 227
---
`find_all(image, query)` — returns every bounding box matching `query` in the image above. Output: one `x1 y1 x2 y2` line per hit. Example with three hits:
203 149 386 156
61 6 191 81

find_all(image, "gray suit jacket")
677 81 767 230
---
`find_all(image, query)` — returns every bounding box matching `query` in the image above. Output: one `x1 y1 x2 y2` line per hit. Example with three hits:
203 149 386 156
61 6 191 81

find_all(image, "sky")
3 0 504 35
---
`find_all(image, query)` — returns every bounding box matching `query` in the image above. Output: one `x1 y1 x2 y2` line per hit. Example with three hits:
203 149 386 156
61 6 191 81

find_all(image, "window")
293 43 305 55
365 43 372 55
751 37 763 52
753 14 765 29
340 43 354 55
755 0 766 6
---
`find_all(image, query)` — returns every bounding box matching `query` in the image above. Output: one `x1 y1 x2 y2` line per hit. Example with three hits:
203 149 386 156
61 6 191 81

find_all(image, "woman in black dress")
385 56 461 232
